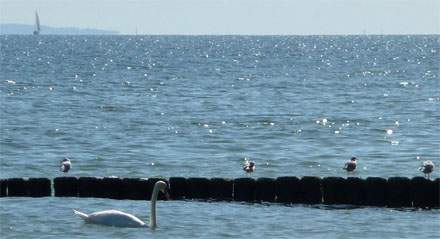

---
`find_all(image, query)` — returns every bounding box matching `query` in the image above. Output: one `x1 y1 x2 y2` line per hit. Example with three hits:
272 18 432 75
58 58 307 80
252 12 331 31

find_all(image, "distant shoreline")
2 24 439 36
0 23 119 35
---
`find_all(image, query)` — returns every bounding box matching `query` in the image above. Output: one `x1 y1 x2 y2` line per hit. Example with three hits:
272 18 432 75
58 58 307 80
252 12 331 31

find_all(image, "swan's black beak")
164 187 170 200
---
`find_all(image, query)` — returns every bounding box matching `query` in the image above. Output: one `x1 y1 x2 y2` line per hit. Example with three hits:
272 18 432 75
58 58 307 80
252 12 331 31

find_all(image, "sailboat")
33 11 40 35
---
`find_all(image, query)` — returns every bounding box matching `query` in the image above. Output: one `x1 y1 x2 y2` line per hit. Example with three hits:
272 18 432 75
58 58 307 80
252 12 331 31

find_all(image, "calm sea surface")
0 35 439 238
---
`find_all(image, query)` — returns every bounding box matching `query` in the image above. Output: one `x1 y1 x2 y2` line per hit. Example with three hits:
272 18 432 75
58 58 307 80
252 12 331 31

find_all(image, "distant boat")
33 11 40 35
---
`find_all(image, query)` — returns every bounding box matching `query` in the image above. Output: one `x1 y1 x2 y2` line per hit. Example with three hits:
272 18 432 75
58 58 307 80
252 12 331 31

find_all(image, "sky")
0 0 439 35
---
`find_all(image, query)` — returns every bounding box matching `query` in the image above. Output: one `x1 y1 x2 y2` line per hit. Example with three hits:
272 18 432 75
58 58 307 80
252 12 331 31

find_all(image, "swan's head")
155 180 170 199
155 180 168 192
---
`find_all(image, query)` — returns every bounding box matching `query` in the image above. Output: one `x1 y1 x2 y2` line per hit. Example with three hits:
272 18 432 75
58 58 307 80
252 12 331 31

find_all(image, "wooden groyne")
1 177 439 208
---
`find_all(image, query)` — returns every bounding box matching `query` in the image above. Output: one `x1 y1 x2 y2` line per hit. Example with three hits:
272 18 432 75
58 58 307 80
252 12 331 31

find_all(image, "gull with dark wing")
343 157 357 172
243 157 255 176
60 157 71 173
419 160 434 179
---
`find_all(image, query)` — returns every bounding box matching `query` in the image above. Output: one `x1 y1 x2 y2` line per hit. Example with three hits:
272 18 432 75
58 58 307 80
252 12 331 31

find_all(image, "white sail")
36 12 40 31
33 11 40 35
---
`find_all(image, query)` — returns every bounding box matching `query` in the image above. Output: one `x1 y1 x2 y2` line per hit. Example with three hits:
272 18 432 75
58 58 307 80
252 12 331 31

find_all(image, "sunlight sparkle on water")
391 140 399 145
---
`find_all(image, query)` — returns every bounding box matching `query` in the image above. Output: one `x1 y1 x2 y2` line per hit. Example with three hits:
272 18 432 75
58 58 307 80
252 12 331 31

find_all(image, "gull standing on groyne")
419 160 434 179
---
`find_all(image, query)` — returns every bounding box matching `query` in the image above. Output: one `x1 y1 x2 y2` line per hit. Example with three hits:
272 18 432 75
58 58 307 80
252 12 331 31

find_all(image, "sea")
0 35 439 238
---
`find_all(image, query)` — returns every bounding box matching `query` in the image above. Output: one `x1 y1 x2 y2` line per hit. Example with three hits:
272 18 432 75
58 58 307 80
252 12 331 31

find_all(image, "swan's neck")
149 184 160 229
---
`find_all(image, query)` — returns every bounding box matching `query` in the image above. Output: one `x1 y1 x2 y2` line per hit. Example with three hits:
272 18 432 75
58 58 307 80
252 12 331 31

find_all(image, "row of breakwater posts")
1 176 439 208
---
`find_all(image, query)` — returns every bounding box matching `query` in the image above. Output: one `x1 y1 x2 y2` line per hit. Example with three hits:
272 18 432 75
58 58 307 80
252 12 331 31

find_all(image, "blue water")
0 35 439 238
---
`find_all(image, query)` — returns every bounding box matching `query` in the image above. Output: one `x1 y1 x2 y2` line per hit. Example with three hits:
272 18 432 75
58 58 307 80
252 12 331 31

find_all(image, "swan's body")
73 209 146 227
73 180 167 229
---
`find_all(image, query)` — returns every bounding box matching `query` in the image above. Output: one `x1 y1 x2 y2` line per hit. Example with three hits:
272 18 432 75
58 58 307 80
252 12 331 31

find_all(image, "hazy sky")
1 0 439 35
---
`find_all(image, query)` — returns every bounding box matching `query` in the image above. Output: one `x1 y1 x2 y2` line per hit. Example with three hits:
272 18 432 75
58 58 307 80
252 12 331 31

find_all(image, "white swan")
73 180 167 229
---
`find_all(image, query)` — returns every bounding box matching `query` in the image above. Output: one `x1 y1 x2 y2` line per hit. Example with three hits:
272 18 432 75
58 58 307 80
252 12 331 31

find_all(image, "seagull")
343 157 357 172
243 157 255 176
419 160 434 179
60 158 71 173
